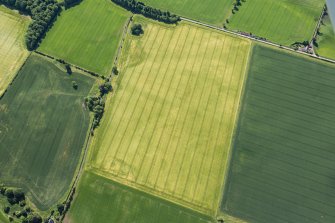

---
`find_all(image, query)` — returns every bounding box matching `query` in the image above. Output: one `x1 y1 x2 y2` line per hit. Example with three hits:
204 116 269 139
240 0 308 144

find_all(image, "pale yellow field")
0 6 29 96
88 17 251 215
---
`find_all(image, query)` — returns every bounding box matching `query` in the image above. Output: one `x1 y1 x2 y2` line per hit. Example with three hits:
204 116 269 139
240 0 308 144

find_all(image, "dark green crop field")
66 171 213 223
0 55 95 210
222 45 335 223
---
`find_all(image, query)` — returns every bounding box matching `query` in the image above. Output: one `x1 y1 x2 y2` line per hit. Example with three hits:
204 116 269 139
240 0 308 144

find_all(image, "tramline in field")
0 6 29 96
222 45 335 223
87 16 251 214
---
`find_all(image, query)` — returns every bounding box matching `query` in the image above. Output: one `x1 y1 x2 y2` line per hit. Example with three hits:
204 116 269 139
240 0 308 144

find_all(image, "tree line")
112 0 180 24
0 0 60 50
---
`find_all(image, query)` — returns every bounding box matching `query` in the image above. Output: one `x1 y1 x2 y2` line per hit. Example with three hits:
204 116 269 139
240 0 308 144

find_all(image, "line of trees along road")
0 0 60 50
112 0 180 24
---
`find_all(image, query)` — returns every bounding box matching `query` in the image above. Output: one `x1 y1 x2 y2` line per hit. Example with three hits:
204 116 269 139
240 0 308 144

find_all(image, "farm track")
180 17 335 64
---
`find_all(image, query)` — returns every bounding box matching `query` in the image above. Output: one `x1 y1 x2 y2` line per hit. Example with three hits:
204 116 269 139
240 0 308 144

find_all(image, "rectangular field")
66 171 213 223
88 17 251 214
0 54 95 210
226 0 324 45
315 14 335 60
39 0 130 75
222 45 335 223
141 0 234 26
0 6 29 96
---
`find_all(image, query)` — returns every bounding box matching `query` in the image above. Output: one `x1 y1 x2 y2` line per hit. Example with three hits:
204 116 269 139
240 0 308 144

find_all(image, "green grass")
227 0 324 45
315 15 335 60
66 171 213 223
222 45 335 223
0 210 8 223
0 6 30 96
0 54 95 210
87 16 251 215
39 0 130 75
141 0 234 25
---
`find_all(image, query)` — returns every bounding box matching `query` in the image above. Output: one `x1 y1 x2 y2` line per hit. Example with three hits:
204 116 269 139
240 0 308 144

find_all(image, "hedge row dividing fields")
140 0 234 26
39 0 130 76
66 171 213 223
87 17 251 214
222 45 335 223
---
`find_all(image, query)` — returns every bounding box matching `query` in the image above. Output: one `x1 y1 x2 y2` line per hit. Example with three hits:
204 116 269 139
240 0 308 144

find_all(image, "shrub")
131 24 144 36
4 206 10 214
57 204 64 215
72 81 78 90
65 64 72 75
112 66 119 75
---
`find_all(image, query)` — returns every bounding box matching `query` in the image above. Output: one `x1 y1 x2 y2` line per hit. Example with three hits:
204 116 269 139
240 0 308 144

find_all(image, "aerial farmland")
0 0 334 223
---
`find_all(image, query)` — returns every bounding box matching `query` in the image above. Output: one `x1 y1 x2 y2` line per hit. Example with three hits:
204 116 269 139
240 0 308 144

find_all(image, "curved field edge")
221 44 335 223
65 171 214 223
0 54 97 211
0 5 30 97
85 16 251 215
38 0 131 76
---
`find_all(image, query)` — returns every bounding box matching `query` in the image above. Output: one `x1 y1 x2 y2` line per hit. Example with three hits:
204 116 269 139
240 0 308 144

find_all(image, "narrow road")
181 17 335 65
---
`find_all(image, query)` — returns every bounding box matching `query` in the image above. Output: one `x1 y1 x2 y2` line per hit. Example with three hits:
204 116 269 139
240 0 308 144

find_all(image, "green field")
315 14 335 59
0 54 95 210
0 6 30 96
222 45 335 223
87 17 251 214
141 0 234 25
39 0 130 75
66 171 213 223
227 0 324 45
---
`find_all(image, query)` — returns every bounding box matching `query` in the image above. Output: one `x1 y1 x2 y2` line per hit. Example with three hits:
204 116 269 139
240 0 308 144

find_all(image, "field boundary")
180 17 335 65
310 4 327 53
112 15 133 75
61 15 134 216
216 42 253 217
89 167 214 215
34 50 103 79
0 52 31 99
